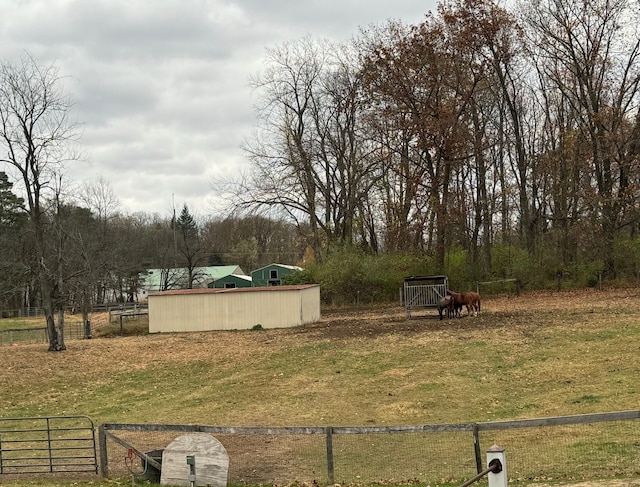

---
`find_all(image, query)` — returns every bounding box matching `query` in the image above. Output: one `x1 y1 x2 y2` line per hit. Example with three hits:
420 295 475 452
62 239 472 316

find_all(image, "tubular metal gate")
0 415 98 474
403 275 449 317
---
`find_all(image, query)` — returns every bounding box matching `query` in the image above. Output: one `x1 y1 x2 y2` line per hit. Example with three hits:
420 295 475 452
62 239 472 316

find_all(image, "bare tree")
523 0 640 277
0 54 80 351
201 215 303 269
238 38 383 258
239 38 326 255
438 0 527 270
78 175 120 230
361 15 485 269
358 22 436 253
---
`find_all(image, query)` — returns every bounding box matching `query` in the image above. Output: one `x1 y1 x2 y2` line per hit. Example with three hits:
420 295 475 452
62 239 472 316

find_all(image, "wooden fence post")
325 427 334 485
472 424 482 473
98 424 108 477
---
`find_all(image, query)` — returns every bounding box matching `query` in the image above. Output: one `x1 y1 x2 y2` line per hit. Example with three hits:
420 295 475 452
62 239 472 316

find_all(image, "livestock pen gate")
403 275 448 317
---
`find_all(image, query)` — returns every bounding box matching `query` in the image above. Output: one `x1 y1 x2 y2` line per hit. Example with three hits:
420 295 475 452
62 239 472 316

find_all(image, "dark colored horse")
437 295 454 320
447 290 481 317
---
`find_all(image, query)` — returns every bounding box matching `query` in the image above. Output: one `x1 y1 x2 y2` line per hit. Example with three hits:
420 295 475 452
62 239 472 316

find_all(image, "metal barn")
207 274 252 289
148 284 320 332
251 263 303 287
403 275 449 317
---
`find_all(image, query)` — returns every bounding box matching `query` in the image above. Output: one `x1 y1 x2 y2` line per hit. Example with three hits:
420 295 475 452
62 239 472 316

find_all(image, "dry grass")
1 288 640 486
3 287 639 425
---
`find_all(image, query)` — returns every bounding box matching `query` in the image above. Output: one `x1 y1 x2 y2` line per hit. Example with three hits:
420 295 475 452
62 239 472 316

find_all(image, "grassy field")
1 288 640 487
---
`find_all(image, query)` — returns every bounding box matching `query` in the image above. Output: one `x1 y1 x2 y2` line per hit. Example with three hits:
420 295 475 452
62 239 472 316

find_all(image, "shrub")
300 246 437 305
444 244 472 290
614 235 640 280
491 244 537 289
282 267 317 285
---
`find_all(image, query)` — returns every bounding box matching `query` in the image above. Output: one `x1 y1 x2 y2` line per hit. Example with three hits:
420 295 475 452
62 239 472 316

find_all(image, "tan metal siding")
300 286 321 323
149 285 320 333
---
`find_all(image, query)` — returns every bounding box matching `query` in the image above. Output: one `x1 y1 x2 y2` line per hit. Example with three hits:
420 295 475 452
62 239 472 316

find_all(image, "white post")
487 444 507 487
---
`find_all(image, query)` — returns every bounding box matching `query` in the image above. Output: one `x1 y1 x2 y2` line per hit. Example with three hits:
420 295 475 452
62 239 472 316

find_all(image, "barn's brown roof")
149 284 318 297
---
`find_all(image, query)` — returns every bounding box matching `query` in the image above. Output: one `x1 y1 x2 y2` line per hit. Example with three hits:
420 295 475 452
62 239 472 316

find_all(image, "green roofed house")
208 274 252 289
138 265 245 300
251 263 302 287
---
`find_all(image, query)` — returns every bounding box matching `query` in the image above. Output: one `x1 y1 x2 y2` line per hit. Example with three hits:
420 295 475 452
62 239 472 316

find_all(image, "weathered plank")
160 433 229 487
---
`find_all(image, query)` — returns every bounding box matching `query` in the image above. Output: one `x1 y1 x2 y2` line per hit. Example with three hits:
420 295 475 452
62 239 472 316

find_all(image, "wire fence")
0 304 140 346
0 322 87 346
99 410 640 486
0 307 45 318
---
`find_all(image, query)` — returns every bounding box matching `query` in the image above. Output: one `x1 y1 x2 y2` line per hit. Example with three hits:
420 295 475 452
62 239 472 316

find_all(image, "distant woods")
0 181 306 311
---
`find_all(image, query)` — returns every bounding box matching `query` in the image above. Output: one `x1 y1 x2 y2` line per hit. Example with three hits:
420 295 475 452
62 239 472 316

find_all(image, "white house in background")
137 265 245 301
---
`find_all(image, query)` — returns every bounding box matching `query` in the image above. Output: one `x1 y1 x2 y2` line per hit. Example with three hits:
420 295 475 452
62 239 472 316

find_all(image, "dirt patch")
287 288 606 341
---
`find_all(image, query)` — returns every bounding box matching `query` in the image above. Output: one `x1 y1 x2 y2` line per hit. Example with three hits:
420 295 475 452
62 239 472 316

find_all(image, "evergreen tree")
176 204 205 288
0 172 28 309
0 171 25 227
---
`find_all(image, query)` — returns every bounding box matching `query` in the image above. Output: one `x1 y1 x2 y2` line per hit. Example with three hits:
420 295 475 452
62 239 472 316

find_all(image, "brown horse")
447 290 481 317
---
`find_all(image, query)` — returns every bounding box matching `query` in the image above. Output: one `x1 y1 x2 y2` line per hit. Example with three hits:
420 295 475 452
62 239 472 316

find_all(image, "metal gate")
0 415 98 474
403 275 449 317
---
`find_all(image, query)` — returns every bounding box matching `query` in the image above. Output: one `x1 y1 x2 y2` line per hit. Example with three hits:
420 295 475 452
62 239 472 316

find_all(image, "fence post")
98 424 108 477
472 424 482 473
487 445 507 487
325 427 334 485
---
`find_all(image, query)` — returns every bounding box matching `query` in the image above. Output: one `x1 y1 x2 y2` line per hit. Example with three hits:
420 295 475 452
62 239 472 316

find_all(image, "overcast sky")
1 0 438 218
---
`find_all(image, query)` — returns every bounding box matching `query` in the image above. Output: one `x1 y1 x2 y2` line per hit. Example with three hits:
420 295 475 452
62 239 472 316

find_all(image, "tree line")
233 0 640 282
3 0 640 349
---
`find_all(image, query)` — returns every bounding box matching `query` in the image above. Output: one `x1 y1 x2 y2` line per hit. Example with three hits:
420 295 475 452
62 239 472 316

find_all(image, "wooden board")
160 433 229 487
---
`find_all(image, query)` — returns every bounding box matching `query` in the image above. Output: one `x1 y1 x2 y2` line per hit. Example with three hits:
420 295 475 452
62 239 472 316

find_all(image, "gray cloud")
0 0 436 216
